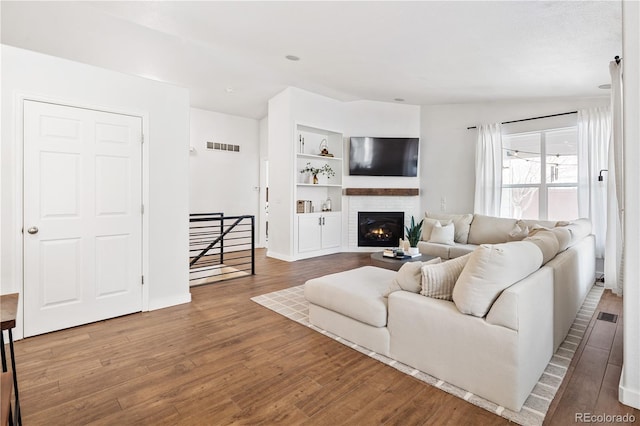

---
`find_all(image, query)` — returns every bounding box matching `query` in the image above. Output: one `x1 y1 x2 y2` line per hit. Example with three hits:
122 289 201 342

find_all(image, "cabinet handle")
319 217 322 226
322 217 325 225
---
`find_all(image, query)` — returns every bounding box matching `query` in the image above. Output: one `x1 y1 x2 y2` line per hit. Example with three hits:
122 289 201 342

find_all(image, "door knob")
27 226 39 234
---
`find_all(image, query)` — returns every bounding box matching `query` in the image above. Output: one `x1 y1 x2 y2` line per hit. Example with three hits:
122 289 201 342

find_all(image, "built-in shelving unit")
294 124 343 259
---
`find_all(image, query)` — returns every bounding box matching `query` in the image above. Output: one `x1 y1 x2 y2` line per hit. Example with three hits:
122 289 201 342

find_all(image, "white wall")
343 100 422 191
189 107 260 220
1 45 191 326
621 0 640 410
420 97 610 215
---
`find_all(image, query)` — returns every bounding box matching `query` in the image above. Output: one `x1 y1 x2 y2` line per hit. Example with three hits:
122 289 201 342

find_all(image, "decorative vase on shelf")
313 174 319 184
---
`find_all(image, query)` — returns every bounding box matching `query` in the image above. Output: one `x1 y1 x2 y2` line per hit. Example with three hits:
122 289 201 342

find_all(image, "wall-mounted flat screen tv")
349 137 419 177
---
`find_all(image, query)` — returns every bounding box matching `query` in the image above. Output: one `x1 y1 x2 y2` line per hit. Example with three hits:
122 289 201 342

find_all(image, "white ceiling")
1 1 621 119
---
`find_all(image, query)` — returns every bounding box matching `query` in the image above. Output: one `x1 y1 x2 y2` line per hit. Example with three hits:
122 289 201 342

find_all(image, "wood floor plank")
12 251 633 425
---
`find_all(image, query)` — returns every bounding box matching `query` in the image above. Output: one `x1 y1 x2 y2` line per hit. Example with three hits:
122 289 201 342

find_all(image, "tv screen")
349 137 419 177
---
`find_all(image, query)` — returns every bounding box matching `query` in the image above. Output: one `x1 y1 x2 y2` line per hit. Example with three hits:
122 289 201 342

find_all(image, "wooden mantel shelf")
343 188 419 196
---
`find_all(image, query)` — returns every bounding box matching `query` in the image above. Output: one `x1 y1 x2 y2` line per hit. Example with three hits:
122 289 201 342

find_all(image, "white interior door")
23 100 143 337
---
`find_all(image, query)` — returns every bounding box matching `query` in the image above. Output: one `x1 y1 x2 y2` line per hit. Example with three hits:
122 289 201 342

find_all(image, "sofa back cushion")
467 214 518 245
425 212 473 244
421 253 471 300
452 241 543 317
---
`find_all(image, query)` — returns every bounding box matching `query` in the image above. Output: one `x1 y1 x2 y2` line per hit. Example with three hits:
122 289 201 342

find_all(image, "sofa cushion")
508 220 529 241
421 253 472 300
558 219 592 247
421 217 452 241
452 241 543 317
429 222 456 245
384 257 442 296
417 241 451 259
449 243 477 258
550 227 571 251
304 266 395 327
426 212 473 244
467 214 518 245
524 230 560 264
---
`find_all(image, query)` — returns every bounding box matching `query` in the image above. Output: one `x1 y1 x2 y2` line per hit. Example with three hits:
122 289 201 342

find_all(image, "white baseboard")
148 292 192 311
266 251 295 262
619 367 640 409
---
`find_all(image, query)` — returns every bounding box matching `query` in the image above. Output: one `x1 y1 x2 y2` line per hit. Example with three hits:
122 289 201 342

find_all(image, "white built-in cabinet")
294 124 343 258
297 212 341 253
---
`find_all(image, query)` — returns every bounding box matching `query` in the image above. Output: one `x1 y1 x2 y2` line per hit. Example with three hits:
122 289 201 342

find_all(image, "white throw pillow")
524 230 560 264
452 241 543 317
421 253 472 301
429 222 455 246
421 217 451 241
384 257 442 296
426 212 474 244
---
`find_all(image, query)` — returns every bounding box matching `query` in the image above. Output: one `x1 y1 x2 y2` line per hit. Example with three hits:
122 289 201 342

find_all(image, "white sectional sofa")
304 213 595 411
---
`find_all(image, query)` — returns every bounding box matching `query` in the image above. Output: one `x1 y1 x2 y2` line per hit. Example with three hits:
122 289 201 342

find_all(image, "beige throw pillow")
429 222 456 246
452 241 543 317
421 253 472 301
384 257 442 297
524 230 560 264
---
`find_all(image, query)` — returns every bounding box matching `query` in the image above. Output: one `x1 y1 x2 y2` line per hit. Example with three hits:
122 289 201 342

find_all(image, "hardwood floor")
11 250 639 425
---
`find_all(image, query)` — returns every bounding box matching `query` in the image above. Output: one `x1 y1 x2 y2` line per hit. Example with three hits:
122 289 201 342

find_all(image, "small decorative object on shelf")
319 139 334 157
300 162 335 184
405 216 424 256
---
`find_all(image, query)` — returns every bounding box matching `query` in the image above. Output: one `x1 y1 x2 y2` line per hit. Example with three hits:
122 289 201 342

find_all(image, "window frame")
501 126 578 221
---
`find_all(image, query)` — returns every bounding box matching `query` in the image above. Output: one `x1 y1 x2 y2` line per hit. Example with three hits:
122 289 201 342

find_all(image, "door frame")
13 93 150 339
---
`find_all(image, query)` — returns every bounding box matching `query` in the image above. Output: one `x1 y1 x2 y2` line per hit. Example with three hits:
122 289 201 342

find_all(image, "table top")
370 251 437 271
0 293 18 331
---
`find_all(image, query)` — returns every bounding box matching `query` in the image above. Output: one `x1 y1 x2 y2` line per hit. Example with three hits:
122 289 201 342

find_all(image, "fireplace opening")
358 211 405 247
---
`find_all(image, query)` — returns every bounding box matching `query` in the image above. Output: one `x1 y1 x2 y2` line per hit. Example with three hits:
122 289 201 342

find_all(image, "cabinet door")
298 215 322 252
321 214 341 249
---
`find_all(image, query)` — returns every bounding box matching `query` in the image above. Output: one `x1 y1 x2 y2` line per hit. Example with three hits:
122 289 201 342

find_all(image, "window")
500 127 578 221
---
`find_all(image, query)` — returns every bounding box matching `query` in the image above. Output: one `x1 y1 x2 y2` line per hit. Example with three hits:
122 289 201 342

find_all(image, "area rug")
251 283 604 426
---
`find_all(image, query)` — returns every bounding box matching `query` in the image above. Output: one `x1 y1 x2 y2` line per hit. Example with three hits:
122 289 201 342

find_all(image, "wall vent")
207 141 240 152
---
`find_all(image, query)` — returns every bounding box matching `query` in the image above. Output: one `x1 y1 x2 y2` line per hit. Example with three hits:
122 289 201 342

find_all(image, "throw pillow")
421 217 452 241
524 230 560 264
384 257 442 297
420 253 472 301
507 220 529 241
426 212 473 244
452 241 543 317
429 222 456 246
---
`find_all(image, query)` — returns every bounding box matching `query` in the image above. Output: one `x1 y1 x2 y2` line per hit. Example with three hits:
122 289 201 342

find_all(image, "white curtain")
474 123 503 216
605 60 624 295
577 107 611 258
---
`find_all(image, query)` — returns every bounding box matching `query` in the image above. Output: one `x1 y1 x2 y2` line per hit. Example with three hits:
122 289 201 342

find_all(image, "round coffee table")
370 251 436 271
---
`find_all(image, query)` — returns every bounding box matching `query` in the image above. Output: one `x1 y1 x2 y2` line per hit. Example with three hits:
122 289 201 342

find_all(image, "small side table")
1 293 21 426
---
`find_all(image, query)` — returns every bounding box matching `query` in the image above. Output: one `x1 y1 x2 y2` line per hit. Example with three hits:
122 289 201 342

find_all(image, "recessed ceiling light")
285 55 300 61
225 87 234 93
598 84 611 89
394 98 405 102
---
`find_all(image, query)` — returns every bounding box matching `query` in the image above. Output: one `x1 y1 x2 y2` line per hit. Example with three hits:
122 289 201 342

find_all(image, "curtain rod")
466 111 578 130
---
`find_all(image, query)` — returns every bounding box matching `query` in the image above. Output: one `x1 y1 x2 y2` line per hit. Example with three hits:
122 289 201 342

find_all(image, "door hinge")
141 204 145 214
141 275 145 285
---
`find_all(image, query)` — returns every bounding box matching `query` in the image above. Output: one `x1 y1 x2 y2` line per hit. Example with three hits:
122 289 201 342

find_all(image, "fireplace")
358 211 405 247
